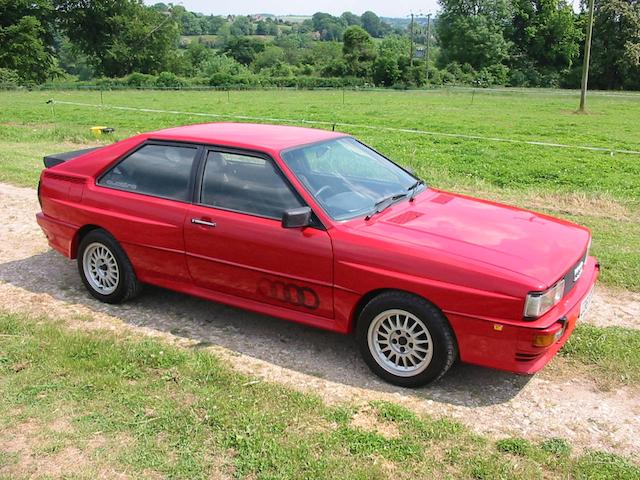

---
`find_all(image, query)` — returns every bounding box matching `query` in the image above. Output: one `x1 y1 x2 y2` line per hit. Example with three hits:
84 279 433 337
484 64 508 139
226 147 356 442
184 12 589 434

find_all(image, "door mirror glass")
282 207 312 228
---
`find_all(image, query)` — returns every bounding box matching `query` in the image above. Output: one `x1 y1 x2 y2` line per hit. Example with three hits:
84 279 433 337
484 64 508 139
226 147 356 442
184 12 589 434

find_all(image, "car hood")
347 189 590 287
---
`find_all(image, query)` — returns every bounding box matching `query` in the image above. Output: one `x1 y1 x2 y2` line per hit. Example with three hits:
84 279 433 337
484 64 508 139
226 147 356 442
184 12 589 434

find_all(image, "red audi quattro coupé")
36 123 598 386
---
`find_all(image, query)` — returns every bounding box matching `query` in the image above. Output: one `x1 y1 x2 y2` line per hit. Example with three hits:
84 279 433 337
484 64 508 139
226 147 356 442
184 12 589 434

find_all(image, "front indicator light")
533 332 557 347
532 323 565 347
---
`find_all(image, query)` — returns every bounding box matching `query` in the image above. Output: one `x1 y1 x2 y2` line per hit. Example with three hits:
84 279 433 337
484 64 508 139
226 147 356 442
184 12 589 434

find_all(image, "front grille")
562 250 588 297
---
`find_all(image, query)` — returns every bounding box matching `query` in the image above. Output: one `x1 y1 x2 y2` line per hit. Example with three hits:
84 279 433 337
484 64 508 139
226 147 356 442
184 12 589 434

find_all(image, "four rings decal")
257 279 320 310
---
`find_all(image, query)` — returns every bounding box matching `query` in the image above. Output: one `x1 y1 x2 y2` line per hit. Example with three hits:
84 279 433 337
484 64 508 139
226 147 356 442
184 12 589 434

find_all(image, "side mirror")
282 206 312 228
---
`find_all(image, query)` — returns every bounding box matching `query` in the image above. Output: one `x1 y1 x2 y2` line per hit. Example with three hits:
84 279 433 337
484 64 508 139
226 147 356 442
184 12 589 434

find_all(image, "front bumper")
449 256 599 374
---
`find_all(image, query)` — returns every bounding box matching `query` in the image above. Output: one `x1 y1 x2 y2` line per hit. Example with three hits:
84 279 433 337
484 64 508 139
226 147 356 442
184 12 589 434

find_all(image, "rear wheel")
356 291 457 387
77 229 142 304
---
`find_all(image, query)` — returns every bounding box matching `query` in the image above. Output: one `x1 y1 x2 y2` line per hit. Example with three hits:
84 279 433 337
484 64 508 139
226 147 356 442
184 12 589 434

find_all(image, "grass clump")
561 324 640 385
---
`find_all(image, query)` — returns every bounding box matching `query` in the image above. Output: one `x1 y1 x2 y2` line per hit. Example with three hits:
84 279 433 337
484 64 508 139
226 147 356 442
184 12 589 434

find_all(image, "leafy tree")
253 45 285 71
173 6 204 35
183 41 212 74
274 34 313 64
0 0 56 83
378 35 411 58
265 19 279 36
230 16 254 36
56 0 180 77
588 0 640 90
361 11 384 37
255 20 268 35
341 12 361 26
55 34 94 80
507 0 582 74
437 0 511 70
203 15 226 35
373 53 401 85
223 36 264 65
311 12 346 41
305 41 343 74
343 25 377 76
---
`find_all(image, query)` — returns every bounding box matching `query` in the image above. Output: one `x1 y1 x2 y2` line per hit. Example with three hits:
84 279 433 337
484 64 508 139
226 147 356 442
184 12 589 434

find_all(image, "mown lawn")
0 88 638 290
1 311 639 479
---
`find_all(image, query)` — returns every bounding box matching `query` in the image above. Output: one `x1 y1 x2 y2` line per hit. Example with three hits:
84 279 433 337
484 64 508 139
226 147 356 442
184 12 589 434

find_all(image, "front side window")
99 144 198 202
281 137 423 220
200 151 303 219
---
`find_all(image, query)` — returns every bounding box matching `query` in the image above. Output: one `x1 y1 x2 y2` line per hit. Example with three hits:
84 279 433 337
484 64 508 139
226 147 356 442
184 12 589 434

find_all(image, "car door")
184 148 334 319
86 141 202 283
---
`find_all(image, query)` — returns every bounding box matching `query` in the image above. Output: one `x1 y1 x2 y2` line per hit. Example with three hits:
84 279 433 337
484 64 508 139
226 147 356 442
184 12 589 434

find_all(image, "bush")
0 68 21 89
95 77 116 89
126 72 156 87
199 54 250 77
154 71 185 88
508 69 528 87
474 64 509 87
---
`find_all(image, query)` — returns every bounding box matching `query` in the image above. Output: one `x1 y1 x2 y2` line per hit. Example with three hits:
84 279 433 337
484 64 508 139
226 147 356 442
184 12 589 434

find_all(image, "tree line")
0 0 638 90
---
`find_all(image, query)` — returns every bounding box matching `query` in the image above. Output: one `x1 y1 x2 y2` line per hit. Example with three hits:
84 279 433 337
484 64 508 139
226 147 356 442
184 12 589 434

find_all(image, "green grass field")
1 311 639 479
0 88 638 291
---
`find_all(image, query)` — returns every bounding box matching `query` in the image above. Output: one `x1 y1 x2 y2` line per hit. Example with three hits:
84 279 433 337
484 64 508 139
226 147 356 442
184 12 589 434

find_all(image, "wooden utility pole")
426 13 432 86
409 13 415 66
579 0 596 113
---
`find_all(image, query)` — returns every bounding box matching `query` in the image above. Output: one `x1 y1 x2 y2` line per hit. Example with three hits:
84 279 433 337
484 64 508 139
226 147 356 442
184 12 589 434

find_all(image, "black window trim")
96 138 327 230
194 145 326 230
96 139 205 205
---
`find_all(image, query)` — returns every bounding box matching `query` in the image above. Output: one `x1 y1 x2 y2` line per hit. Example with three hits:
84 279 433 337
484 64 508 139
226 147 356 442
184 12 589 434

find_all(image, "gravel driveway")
1 182 639 460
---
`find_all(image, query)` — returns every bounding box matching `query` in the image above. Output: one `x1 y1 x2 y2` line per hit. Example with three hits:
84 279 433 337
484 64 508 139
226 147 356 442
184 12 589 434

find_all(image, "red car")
36 123 599 386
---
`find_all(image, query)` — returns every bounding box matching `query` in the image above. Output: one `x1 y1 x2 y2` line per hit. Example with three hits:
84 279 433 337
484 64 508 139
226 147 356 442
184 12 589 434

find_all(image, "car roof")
149 122 347 152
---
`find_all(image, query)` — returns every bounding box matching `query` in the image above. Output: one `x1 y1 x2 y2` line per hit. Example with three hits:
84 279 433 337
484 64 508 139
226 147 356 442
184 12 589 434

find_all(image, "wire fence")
4 82 639 99
49 99 640 156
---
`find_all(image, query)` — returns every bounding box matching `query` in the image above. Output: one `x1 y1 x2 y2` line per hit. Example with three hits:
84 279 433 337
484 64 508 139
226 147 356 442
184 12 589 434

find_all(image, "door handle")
191 218 216 227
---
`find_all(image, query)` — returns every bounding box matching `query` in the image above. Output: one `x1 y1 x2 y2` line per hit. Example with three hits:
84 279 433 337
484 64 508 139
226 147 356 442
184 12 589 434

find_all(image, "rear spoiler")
43 147 101 168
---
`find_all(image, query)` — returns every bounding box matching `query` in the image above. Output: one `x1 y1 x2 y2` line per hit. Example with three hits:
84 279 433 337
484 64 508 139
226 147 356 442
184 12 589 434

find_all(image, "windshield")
281 137 424 221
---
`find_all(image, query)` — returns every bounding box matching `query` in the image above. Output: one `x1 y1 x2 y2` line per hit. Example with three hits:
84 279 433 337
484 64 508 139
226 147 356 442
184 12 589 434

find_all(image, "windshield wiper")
365 192 408 220
408 179 425 202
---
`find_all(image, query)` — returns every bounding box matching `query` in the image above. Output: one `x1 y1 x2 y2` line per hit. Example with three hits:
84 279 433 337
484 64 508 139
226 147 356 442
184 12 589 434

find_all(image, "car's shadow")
0 250 532 407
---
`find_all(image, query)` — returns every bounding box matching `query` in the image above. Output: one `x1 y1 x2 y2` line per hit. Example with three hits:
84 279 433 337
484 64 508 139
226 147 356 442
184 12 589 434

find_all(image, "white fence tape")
50 100 640 156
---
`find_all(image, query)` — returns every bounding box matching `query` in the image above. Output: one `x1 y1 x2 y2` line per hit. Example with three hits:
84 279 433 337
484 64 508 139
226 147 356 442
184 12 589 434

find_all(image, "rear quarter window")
99 144 198 202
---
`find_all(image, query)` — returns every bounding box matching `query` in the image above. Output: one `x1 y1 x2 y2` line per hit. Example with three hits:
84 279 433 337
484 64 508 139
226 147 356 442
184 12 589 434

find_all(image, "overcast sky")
148 0 582 18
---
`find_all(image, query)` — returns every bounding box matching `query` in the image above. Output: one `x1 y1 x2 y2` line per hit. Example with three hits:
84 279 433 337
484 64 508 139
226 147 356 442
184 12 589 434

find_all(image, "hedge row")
26 72 367 90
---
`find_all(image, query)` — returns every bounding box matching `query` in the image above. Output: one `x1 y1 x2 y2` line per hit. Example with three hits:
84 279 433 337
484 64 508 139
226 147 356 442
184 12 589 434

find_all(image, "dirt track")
1 182 639 460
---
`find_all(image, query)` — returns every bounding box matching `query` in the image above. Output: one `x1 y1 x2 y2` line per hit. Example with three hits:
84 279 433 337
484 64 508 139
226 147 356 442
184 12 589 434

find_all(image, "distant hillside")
256 14 311 24
382 16 435 29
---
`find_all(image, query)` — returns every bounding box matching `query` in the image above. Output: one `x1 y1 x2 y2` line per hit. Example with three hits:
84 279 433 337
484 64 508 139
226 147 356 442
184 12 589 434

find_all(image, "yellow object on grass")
90 126 115 137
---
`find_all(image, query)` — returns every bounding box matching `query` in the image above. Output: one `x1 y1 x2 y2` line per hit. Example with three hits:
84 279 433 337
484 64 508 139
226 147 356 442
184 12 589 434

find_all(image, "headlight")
524 279 565 318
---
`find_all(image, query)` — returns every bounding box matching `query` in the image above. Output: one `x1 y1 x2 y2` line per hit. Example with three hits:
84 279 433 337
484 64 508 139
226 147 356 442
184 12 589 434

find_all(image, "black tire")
356 291 457 387
77 229 142 304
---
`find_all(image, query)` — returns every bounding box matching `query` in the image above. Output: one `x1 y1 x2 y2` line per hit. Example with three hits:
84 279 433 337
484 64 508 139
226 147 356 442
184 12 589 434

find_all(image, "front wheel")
356 291 457 387
77 229 142 304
